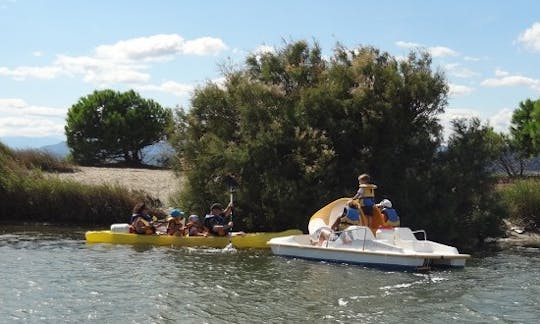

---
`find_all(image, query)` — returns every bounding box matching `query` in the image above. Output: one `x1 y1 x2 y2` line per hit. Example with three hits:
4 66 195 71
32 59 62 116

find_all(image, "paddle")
223 175 238 250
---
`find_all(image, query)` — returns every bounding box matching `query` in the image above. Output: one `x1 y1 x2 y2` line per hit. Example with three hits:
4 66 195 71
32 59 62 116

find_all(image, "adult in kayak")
130 202 155 235
204 202 234 236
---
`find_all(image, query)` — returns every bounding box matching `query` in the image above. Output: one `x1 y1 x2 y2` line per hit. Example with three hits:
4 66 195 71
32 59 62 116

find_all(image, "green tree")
510 98 540 158
171 41 503 246
65 89 172 165
419 118 504 245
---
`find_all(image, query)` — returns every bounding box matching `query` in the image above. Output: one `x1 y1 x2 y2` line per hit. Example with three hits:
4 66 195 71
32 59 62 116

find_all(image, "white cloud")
444 63 477 78
254 44 276 54
489 108 513 133
0 66 60 80
0 34 228 86
494 68 509 77
0 98 67 117
517 22 540 52
439 108 479 139
395 41 458 57
0 98 66 137
0 117 65 137
448 83 474 96
137 81 194 97
395 41 421 48
429 46 459 58
32 51 43 57
463 56 481 61
440 108 513 140
211 76 227 89
53 54 150 85
182 36 228 55
481 75 540 91
95 34 227 61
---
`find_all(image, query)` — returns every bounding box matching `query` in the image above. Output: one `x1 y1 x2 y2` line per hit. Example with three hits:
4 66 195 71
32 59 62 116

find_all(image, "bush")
500 179 540 230
14 149 76 173
0 141 162 226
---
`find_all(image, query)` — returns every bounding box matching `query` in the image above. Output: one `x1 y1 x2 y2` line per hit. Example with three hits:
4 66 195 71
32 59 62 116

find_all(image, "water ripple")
1 229 539 323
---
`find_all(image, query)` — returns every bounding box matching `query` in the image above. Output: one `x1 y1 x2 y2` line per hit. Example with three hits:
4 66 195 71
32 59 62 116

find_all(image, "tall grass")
499 179 540 230
14 148 76 172
0 142 160 226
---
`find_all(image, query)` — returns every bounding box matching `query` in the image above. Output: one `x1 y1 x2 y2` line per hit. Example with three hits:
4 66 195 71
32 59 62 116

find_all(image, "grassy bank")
0 143 159 225
499 178 540 231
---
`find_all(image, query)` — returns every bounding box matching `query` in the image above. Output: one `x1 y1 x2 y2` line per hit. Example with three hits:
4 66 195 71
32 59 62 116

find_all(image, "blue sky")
1 0 540 148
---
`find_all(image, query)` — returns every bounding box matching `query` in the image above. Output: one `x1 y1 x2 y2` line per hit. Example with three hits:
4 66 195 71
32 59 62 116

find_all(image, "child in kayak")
166 209 185 236
185 215 207 237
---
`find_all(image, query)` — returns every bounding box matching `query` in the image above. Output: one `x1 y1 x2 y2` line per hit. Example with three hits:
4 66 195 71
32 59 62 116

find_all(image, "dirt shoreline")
49 166 181 205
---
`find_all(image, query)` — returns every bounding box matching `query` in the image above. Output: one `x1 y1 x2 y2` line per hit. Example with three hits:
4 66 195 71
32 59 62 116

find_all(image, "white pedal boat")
268 198 470 269
268 226 470 269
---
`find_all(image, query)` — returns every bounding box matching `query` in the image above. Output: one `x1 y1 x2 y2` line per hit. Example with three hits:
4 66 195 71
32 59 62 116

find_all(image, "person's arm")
224 202 233 217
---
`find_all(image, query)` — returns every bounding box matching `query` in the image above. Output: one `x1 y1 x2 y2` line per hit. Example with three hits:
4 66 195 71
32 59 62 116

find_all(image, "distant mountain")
0 136 65 149
38 141 176 166
40 141 70 157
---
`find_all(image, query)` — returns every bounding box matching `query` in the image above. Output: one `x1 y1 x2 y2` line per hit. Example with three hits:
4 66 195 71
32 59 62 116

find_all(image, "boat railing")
329 226 369 250
412 229 427 241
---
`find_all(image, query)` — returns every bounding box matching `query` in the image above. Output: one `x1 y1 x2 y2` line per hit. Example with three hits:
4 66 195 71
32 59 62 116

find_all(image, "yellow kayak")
85 229 303 249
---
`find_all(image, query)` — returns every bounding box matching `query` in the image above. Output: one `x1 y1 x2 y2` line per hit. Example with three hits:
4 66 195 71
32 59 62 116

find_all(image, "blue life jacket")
382 208 399 222
343 206 360 222
362 197 375 207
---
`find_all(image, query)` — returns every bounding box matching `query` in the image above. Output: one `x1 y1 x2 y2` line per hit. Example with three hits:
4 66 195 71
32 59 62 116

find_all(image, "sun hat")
378 199 392 208
170 209 184 217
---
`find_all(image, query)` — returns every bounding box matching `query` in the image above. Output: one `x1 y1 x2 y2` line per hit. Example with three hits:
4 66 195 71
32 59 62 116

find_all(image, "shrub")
0 141 162 226
14 149 76 173
500 179 540 230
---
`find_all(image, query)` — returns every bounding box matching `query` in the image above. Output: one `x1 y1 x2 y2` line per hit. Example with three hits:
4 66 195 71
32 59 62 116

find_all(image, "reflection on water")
1 226 539 323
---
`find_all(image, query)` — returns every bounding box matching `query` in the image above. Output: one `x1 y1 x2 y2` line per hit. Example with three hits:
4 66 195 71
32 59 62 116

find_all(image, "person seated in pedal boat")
130 202 156 235
377 199 400 227
185 214 207 237
166 209 185 236
332 200 361 232
203 202 234 236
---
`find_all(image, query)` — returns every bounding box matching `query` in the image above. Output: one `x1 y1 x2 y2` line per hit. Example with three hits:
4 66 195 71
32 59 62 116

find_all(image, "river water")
1 226 538 323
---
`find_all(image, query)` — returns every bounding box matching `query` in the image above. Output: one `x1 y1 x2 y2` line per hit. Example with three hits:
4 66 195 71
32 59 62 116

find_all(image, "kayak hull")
85 229 303 249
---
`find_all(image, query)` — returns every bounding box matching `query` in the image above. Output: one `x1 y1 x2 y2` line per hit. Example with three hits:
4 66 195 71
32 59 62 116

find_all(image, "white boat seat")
394 228 417 241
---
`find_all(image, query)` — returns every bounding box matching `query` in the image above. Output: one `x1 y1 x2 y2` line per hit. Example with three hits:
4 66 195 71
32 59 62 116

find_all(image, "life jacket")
167 217 183 235
339 207 361 231
382 207 400 227
131 216 153 234
359 184 377 207
186 222 203 236
204 214 226 227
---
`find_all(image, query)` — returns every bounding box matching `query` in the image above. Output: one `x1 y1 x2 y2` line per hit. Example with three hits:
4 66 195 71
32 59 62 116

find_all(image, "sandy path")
50 167 181 205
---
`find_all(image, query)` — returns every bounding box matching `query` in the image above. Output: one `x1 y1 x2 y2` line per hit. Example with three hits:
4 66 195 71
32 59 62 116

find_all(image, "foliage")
500 179 540 230
168 40 506 246
0 140 157 225
415 119 504 245
489 132 526 177
510 98 540 159
65 89 172 165
13 149 76 173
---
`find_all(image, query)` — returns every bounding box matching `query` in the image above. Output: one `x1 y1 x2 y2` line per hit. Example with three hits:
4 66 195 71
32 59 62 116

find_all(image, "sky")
1 0 540 148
